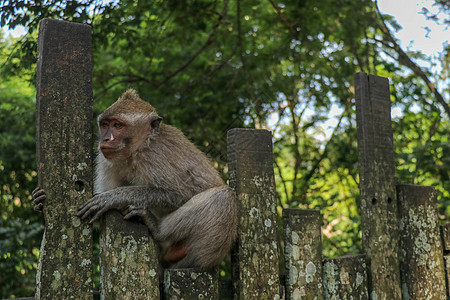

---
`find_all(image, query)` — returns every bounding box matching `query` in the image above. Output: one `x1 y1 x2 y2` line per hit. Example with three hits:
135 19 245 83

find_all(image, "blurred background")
0 0 448 297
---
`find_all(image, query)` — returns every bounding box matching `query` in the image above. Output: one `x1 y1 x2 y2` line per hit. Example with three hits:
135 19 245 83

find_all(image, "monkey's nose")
103 133 114 142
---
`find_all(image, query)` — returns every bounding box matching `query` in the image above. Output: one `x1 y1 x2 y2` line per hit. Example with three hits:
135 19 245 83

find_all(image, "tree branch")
267 0 299 38
157 0 230 87
273 157 291 205
299 99 350 193
373 3 450 118
102 0 229 91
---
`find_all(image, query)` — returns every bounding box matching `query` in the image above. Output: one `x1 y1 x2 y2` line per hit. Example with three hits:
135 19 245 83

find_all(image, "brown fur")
89 89 238 270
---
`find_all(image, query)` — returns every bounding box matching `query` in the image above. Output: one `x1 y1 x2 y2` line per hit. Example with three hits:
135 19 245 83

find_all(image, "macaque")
33 89 237 270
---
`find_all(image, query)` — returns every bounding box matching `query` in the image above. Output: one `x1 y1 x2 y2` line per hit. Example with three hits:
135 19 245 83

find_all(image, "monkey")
33 89 238 270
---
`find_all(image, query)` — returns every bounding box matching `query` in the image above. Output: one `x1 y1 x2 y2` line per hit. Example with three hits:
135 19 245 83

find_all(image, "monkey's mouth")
100 146 119 157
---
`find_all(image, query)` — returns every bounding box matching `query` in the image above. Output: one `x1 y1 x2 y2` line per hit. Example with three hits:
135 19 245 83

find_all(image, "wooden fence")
30 19 450 300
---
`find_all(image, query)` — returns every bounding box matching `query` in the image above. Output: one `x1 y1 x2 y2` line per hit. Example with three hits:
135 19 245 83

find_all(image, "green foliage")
0 0 448 297
0 48 42 297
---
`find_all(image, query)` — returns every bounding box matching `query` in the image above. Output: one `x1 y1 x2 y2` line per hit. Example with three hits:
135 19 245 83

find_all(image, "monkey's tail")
158 185 237 270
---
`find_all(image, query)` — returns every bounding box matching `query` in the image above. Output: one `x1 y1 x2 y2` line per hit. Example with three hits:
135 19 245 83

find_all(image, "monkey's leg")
160 185 237 270
163 242 188 263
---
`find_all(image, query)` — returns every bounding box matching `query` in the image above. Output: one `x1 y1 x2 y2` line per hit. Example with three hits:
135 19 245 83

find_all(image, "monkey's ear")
150 115 163 136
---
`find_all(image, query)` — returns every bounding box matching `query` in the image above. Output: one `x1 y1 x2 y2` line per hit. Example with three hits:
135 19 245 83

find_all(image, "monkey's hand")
32 187 46 212
78 185 183 224
77 190 130 224
122 205 160 238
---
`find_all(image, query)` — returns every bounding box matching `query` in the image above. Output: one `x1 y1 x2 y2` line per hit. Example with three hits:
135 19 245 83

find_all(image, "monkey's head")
98 89 162 160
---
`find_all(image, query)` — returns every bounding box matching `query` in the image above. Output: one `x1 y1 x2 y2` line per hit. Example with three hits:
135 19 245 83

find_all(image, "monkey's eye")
113 122 123 129
100 121 109 128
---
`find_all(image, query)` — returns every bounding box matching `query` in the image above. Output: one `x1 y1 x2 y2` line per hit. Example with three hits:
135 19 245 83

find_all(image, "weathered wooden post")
35 19 93 299
354 72 402 299
322 254 369 299
283 209 323 299
227 128 280 299
99 211 160 299
164 268 219 299
397 185 446 299
441 223 450 298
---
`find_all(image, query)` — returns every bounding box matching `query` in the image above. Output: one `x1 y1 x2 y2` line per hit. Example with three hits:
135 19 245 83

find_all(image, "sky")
321 0 448 138
378 0 448 56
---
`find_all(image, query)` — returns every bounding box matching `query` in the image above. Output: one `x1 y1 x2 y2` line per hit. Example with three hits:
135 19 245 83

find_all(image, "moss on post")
99 211 160 299
441 223 450 251
163 268 218 299
323 254 369 299
227 128 280 300
397 185 446 299
283 209 323 299
35 18 93 300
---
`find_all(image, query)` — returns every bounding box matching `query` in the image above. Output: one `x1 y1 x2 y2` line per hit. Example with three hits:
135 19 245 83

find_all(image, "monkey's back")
130 124 224 198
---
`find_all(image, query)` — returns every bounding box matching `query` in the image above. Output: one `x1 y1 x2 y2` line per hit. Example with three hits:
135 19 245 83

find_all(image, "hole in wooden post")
75 180 85 193
387 197 392 204
372 198 377 205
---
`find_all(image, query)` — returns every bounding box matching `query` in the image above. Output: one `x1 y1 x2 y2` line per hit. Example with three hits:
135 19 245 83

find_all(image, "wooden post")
445 255 450 300
164 268 219 299
35 19 93 299
227 128 280 300
354 72 401 299
442 223 450 251
441 223 450 298
99 212 160 299
322 254 369 299
397 185 446 299
283 209 323 299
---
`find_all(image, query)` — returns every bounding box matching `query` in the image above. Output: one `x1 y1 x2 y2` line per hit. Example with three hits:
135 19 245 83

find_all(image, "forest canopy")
0 0 448 297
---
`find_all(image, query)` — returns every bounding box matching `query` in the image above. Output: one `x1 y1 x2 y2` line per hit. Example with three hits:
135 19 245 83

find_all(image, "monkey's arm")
77 186 186 224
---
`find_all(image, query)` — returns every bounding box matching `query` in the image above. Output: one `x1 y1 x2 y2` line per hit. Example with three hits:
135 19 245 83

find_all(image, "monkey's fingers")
121 205 132 216
32 187 42 195
34 202 44 212
121 205 143 217
77 197 99 216
32 188 46 200
33 191 46 212
78 205 100 221
77 202 98 219
123 207 146 220
77 205 91 218
123 208 156 234
33 194 46 206
89 206 109 224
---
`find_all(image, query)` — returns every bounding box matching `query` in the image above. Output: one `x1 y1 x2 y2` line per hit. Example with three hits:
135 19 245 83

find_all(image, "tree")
0 31 41 297
0 0 448 296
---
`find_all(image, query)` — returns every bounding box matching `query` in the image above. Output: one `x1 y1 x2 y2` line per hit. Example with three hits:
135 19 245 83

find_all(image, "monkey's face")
98 115 131 160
